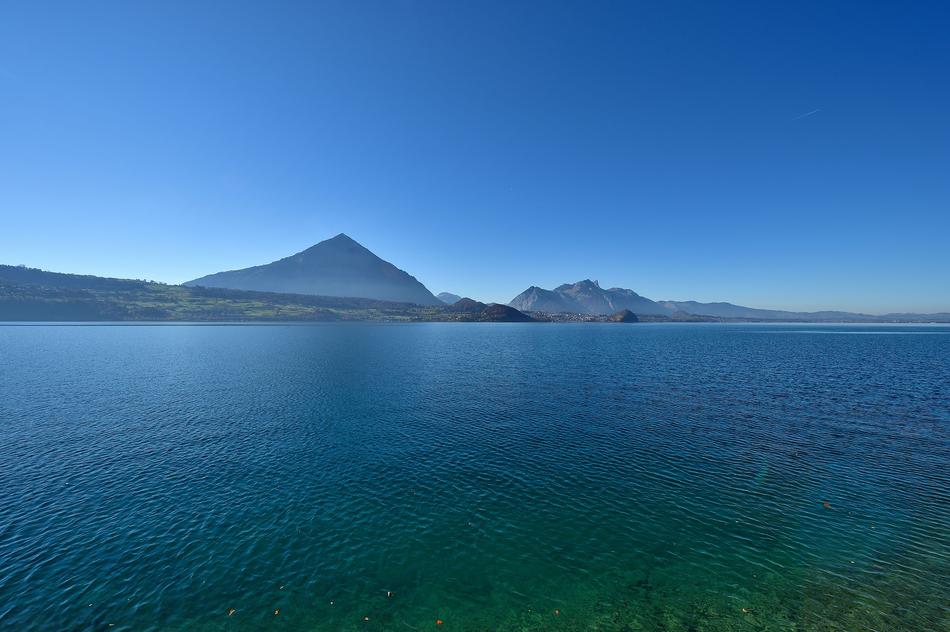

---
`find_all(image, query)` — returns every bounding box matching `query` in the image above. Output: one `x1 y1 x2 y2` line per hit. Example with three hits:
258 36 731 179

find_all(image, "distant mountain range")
658 300 863 321
510 280 674 316
657 300 950 322
510 279 949 322
2 233 947 322
185 233 442 306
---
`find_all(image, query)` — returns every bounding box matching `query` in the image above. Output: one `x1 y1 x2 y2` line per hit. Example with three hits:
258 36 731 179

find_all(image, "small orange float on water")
436 620 444 625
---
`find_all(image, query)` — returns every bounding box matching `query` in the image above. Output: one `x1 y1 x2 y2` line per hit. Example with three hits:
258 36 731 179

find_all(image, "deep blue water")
1 323 948 631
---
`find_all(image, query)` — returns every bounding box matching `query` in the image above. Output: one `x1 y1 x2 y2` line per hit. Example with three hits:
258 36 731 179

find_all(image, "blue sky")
1 1 948 313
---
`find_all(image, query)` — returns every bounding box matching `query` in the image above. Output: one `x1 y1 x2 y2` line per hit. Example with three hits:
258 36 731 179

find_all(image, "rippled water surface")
1 323 948 631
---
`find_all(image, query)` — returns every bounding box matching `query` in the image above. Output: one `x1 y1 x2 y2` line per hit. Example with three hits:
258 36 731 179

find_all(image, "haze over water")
1 323 947 630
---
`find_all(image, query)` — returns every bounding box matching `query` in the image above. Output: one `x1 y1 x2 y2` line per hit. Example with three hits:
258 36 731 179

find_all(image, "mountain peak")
184 233 441 305
307 233 363 250
554 279 602 292
437 292 462 304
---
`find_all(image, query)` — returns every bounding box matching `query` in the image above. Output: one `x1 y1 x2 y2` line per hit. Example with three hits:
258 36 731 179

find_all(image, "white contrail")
793 108 821 120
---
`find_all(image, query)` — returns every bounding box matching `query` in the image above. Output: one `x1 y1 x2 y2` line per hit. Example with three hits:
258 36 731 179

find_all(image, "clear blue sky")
2 1 948 313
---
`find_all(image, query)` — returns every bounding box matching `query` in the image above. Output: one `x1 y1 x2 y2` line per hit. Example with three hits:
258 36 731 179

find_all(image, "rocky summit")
509 279 673 315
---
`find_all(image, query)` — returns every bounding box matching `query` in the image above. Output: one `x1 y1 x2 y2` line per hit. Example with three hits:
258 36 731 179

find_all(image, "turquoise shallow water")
0 323 947 631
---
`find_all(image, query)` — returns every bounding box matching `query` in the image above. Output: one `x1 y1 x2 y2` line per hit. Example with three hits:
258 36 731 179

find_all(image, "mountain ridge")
509 279 950 321
437 292 462 304
509 280 674 315
659 300 884 321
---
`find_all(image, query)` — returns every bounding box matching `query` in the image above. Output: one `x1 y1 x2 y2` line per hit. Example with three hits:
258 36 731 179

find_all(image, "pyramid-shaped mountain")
184 233 441 305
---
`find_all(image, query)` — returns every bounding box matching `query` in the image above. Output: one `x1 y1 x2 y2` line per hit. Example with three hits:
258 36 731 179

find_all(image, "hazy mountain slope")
659 300 878 321
509 286 575 313
880 312 950 321
185 233 441 305
659 300 800 319
437 292 462 304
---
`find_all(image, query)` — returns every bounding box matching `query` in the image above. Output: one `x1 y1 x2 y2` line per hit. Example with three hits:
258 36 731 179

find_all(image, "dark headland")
609 309 640 323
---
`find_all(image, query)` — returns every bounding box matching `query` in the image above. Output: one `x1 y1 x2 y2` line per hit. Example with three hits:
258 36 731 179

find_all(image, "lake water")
1 323 947 631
